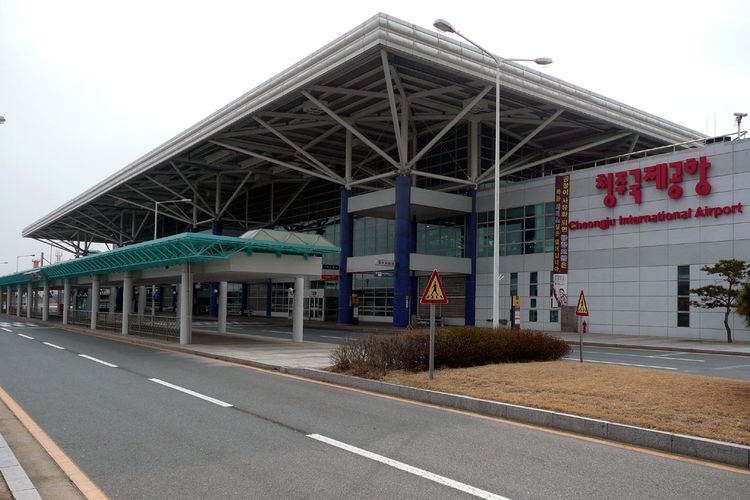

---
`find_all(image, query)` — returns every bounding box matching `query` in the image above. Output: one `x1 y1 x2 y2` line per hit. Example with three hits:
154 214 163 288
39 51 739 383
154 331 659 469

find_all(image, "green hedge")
330 327 570 376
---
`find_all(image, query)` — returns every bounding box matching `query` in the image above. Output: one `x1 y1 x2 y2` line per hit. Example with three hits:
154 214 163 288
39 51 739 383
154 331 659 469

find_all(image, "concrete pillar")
26 283 34 319
42 282 49 322
218 281 228 334
16 286 21 317
179 264 192 345
137 286 146 319
338 189 354 324
122 273 132 335
465 189 477 326
393 175 412 327
292 277 304 342
108 287 116 320
90 277 100 330
62 280 70 325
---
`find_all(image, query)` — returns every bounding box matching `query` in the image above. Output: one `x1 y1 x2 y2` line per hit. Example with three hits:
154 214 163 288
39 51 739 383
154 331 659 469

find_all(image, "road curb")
284 367 750 470
0 432 42 500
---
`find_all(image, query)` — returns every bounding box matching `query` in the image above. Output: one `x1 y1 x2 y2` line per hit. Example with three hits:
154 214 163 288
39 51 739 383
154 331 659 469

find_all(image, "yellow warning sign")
420 270 449 304
575 291 589 316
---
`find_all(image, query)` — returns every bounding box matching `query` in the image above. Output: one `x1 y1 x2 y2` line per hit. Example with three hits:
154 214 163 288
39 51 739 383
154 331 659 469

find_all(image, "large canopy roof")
23 13 705 253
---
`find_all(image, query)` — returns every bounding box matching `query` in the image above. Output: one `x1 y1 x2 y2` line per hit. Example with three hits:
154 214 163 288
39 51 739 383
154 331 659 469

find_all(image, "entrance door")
304 294 325 321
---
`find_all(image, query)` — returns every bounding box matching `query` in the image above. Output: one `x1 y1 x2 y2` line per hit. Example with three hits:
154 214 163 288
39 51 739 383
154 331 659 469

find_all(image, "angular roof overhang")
22 13 706 250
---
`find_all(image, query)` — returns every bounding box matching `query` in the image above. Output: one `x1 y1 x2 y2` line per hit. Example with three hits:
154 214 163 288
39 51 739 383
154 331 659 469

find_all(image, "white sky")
0 0 747 271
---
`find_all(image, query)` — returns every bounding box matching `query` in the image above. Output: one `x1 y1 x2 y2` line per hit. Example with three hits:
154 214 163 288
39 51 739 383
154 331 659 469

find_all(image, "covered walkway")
0 231 338 344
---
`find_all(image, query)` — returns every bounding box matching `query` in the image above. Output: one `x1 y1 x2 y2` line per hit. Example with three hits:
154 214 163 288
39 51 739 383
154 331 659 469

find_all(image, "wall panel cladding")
477 140 750 340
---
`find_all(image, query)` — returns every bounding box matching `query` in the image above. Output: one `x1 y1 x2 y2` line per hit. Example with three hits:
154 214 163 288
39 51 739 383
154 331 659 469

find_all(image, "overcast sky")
0 0 747 271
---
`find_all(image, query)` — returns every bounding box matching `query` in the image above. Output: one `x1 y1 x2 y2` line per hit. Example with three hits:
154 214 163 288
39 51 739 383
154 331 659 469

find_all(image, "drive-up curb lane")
283 368 750 470
37 320 750 470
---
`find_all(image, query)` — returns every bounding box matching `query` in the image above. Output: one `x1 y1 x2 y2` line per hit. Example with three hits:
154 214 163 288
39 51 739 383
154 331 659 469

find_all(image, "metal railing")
127 313 179 340
576 130 746 171
67 309 91 326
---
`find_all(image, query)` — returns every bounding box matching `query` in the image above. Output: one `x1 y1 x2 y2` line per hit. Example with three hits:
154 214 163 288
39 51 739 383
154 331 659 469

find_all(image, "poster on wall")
551 273 568 308
552 174 570 308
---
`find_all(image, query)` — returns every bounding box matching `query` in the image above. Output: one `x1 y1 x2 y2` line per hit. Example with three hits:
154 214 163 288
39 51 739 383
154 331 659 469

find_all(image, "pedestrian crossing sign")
575 291 589 316
420 270 449 304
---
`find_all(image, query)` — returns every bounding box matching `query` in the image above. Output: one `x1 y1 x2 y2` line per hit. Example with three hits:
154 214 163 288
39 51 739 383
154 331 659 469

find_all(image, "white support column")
122 273 132 335
218 281 228 334
179 264 192 345
16 286 21 317
42 282 49 321
26 283 34 319
90 277 100 330
292 277 304 342
62 280 70 325
137 286 146 319
108 287 116 320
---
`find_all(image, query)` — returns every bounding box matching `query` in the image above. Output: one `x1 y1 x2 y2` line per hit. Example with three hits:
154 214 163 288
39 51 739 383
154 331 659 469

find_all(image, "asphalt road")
566 345 750 380
0 319 749 499
189 319 750 380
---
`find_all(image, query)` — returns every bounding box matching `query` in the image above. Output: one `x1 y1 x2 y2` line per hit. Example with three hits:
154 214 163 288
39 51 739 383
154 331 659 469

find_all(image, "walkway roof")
0 232 339 286
23 13 706 252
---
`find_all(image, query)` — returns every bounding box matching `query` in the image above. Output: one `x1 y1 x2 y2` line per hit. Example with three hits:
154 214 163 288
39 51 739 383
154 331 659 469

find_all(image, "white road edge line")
263 329 290 334
564 358 677 370
307 434 509 500
78 354 118 368
148 378 233 408
1 327 12 332
17 333 34 339
712 363 750 371
320 335 344 339
43 342 65 350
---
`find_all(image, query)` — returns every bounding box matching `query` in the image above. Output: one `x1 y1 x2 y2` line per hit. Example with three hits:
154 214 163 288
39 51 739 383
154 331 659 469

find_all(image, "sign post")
420 269 449 380
575 290 589 363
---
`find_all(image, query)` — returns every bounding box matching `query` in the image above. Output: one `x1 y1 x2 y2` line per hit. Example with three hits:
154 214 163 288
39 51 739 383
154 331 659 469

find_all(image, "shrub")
330 327 570 376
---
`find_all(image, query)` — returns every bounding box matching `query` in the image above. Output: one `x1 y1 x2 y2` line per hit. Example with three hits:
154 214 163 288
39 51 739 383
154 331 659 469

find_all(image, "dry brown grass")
382 361 750 445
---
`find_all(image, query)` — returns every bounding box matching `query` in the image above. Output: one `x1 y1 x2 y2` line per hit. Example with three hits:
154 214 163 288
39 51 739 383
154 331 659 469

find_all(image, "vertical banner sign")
552 175 570 308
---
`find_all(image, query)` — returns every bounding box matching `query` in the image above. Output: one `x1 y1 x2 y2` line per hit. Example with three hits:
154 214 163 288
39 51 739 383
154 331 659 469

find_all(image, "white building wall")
476 138 750 341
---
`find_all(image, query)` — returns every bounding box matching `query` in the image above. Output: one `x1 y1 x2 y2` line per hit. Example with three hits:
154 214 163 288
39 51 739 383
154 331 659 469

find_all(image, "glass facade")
478 202 556 257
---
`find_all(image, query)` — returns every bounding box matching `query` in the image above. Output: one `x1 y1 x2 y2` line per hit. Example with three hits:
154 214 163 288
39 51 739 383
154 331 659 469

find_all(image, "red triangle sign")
575 291 589 316
420 270 449 304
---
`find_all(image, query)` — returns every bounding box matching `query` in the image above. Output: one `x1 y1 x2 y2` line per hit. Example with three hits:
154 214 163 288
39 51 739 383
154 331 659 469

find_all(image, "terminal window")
478 203 555 257
677 265 690 327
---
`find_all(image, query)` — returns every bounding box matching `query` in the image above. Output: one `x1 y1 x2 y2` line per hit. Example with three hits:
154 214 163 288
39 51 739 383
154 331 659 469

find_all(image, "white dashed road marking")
148 378 233 407
307 434 509 500
78 354 118 368
43 342 65 350
17 334 34 340
564 358 677 370
1 327 12 332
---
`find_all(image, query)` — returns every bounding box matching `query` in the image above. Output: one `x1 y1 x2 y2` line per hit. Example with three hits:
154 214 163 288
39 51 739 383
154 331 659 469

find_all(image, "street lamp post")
153 199 192 318
433 19 551 328
16 254 35 272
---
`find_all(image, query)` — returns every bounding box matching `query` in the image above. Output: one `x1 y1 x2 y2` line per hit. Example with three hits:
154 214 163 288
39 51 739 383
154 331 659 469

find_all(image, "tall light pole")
433 19 551 328
16 254 35 272
153 199 192 318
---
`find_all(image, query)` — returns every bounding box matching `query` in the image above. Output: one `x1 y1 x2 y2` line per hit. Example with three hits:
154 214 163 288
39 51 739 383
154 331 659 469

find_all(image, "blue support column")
209 220 222 316
465 189 477 326
241 283 248 315
266 280 272 317
158 286 164 312
115 287 123 312
337 189 354 324
172 286 177 312
393 176 411 327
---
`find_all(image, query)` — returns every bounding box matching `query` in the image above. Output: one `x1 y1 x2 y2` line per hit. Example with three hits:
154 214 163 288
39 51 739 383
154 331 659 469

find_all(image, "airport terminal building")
4 13 749 342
